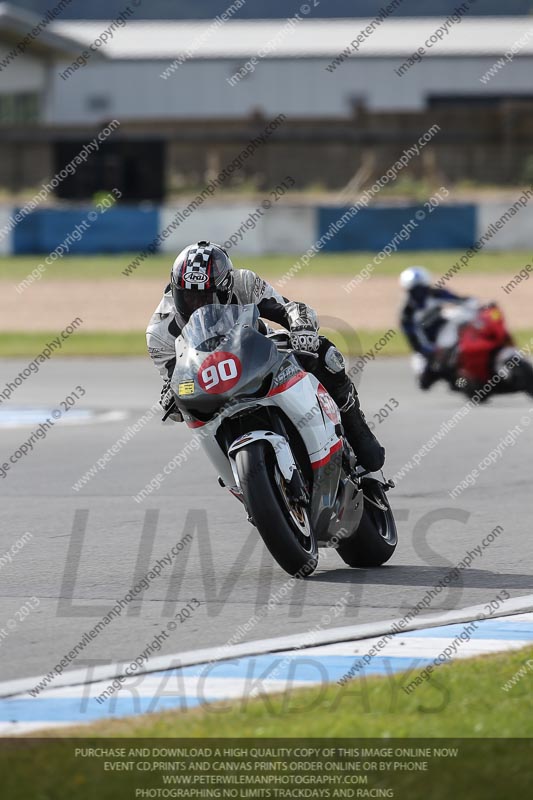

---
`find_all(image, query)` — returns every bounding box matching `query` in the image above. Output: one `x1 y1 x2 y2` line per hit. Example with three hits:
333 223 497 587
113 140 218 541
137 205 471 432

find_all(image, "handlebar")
162 402 178 422
280 349 319 361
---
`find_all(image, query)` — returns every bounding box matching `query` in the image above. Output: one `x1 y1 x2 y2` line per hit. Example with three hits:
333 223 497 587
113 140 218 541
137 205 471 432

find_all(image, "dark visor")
173 289 217 323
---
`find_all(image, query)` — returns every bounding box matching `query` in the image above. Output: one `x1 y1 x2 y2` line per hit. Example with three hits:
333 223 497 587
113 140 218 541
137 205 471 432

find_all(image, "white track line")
1 593 532 700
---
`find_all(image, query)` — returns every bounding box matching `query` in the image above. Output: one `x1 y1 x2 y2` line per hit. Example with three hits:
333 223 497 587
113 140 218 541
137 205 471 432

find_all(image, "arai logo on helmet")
184 272 209 285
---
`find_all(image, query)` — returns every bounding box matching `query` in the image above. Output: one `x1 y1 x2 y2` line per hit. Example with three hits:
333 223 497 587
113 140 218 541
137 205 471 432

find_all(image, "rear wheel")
337 478 397 568
517 359 533 398
235 441 318 577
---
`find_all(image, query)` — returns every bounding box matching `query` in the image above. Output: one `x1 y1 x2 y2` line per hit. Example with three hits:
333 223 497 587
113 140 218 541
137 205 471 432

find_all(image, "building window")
86 94 111 112
0 93 39 124
428 94 533 108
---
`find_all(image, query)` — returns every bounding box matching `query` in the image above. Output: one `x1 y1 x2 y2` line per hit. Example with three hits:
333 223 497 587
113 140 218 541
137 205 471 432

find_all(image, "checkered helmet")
171 241 234 326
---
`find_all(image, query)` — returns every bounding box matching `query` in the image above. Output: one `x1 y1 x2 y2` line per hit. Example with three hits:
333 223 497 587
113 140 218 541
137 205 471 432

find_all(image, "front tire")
235 441 318 577
337 478 397 568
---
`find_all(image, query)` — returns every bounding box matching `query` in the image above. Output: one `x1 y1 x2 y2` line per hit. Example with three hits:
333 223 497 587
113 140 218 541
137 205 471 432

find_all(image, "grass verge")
0 331 147 357
2 645 531 799
1 329 532 358
38 644 533 739
0 250 530 282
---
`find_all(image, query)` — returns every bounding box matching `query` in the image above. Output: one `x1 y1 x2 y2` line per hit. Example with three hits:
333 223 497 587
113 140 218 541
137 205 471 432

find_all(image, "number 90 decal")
198 352 243 394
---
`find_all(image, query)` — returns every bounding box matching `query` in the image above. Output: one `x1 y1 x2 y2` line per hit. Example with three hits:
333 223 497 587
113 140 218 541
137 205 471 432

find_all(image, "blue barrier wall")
12 207 159 255
6 202 516 255
317 205 477 252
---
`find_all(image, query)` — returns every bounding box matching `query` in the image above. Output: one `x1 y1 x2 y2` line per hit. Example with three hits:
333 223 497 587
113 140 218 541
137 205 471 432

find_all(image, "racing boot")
419 363 440 391
339 387 385 472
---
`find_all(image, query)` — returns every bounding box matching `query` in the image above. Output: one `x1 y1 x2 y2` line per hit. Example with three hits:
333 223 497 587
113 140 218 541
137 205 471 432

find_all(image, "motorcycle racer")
147 241 385 471
399 266 472 390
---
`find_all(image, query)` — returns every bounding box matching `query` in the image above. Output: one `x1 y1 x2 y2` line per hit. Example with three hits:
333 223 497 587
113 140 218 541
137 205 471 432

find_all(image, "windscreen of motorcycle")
172 303 281 416
181 303 259 351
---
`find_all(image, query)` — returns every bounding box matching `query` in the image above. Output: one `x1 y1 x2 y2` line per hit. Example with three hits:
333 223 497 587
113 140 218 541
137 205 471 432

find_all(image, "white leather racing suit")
146 268 385 471
147 269 318 379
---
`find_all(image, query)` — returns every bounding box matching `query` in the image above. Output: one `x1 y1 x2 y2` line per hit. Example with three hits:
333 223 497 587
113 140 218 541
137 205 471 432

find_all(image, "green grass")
52 644 533 739
0 331 146 357
0 329 406 358
2 650 533 799
1 329 532 358
0 250 531 282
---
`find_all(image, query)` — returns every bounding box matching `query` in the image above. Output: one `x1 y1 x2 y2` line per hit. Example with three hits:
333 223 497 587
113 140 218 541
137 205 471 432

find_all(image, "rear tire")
517 359 533 398
337 478 397 568
235 441 318 577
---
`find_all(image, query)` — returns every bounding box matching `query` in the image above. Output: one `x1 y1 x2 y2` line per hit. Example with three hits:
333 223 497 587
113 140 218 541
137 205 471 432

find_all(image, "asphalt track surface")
1 356 532 684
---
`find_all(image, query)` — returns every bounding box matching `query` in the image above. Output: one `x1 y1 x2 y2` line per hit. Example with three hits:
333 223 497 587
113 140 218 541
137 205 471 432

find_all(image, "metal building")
2 5 533 195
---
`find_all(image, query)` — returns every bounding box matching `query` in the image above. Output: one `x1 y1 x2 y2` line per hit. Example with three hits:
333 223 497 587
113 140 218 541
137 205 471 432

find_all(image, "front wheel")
337 478 397 568
235 441 318 577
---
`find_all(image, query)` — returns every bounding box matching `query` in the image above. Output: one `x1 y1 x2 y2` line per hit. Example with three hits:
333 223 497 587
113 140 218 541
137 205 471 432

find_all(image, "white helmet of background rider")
399 266 432 292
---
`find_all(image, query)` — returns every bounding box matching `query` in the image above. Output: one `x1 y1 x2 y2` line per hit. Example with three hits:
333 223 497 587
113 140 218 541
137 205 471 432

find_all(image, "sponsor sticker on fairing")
317 384 341 424
178 381 195 396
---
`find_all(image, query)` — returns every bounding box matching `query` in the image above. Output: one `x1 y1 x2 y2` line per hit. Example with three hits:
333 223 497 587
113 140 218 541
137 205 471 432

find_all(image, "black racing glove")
286 301 320 353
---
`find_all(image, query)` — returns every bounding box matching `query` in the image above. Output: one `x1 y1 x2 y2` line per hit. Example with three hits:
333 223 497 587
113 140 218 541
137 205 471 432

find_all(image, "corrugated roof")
50 17 533 59
0 2 93 56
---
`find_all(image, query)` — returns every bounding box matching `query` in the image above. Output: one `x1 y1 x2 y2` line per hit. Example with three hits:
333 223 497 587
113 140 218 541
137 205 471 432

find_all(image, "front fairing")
170 304 282 419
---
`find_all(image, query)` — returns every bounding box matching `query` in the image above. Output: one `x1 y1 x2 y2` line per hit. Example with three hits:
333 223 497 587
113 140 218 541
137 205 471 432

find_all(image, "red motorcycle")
452 303 533 399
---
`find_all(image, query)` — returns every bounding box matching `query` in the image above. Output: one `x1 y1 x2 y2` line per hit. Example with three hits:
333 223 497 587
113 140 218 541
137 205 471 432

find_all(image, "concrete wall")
477 201 533 250
159 205 316 256
1 200 531 255
0 208 13 255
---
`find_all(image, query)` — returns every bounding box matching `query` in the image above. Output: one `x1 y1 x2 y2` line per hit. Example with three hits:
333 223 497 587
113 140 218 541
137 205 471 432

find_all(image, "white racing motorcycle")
170 304 397 577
